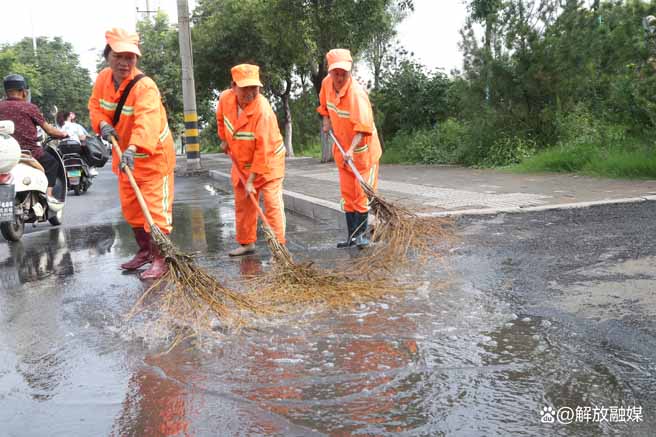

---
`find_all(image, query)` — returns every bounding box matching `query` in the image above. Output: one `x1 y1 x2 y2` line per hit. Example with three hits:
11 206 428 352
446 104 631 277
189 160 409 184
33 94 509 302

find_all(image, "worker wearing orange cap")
216 64 286 256
317 48 382 248
88 28 176 279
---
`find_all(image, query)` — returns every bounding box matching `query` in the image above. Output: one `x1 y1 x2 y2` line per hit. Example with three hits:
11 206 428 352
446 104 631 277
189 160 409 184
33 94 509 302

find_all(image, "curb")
208 170 655 226
208 170 346 230
423 196 655 218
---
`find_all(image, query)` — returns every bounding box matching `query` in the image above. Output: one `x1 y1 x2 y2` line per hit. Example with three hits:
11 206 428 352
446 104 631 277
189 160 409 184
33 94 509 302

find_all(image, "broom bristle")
355 181 454 272
128 225 264 335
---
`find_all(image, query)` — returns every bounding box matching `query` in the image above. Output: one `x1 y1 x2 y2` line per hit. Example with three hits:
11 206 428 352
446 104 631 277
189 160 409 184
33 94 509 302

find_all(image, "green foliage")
0 37 92 124
199 115 221 153
286 87 321 154
482 136 536 167
372 60 450 140
294 140 323 159
192 0 414 156
137 12 183 134
513 137 656 178
384 119 465 164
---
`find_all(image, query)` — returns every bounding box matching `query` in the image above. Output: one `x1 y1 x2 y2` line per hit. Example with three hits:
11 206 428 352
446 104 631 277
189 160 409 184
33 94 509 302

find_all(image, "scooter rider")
0 74 68 203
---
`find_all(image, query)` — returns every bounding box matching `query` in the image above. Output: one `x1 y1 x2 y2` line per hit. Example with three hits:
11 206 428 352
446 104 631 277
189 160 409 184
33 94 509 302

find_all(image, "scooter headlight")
23 176 31 186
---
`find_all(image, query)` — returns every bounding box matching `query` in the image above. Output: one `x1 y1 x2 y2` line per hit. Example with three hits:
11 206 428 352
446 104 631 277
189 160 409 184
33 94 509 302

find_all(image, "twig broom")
111 138 258 327
225 148 402 310
328 130 452 268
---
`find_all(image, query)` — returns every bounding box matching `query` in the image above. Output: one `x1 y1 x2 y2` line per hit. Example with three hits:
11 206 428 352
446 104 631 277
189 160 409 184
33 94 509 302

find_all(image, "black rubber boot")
352 212 370 249
337 212 356 248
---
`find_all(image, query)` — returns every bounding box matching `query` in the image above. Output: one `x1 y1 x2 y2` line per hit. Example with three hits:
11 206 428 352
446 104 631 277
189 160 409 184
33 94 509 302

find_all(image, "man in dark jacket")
0 74 67 201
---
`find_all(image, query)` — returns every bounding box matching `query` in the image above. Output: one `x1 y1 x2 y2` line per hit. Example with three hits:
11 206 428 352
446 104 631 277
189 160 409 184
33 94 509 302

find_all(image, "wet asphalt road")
0 166 654 436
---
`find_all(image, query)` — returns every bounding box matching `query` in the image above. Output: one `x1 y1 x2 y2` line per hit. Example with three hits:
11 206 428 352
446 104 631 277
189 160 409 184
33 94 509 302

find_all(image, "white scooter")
0 120 67 242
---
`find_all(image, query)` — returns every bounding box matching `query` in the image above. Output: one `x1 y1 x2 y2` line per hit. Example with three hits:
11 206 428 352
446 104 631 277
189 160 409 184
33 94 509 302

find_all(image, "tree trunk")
320 120 332 163
281 78 294 157
312 59 333 163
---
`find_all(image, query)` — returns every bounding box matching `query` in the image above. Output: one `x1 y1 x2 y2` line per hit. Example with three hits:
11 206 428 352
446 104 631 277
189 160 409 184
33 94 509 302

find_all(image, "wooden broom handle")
225 148 274 230
328 130 367 185
110 137 157 230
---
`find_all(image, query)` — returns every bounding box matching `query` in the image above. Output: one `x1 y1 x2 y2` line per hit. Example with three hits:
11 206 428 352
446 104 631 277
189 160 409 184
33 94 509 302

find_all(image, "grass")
295 141 408 164
380 147 406 164
295 141 323 159
511 142 656 179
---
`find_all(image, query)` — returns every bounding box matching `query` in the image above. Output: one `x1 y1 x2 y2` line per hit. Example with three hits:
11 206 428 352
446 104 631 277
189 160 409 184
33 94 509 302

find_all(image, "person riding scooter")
0 74 68 204
56 110 100 179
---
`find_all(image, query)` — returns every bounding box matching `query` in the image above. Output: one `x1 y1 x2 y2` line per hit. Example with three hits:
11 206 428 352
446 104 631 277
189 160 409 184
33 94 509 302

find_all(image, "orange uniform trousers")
232 175 285 245
119 170 174 234
338 161 379 213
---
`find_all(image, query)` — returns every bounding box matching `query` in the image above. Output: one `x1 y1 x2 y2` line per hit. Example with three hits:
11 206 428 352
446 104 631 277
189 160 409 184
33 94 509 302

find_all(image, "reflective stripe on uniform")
368 165 377 185
327 102 350 119
99 99 117 110
354 145 369 154
99 99 133 116
224 116 234 135
274 143 285 155
279 187 286 234
159 124 170 143
162 175 172 225
234 132 256 141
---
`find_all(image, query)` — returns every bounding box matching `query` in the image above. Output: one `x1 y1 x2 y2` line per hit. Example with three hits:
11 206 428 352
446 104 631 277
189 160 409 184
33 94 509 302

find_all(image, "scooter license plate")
0 185 15 222
67 170 82 177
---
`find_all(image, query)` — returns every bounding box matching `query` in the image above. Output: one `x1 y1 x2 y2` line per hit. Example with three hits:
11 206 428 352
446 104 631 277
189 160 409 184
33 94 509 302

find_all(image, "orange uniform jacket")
88 67 175 182
317 76 382 171
216 89 285 186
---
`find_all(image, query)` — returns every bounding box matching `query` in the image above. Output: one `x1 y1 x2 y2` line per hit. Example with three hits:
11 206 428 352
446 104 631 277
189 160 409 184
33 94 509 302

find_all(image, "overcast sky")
0 0 467 77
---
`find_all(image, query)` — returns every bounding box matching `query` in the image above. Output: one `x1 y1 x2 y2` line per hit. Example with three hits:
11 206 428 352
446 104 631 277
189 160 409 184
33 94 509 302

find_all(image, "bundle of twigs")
328 130 453 270
111 138 259 332
247 261 405 312
226 149 405 311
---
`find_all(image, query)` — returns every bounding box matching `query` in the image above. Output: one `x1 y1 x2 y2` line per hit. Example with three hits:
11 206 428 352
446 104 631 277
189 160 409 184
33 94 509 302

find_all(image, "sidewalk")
177 153 656 226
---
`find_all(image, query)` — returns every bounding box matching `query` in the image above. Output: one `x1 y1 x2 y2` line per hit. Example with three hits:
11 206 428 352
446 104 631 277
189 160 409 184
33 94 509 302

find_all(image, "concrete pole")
177 0 201 171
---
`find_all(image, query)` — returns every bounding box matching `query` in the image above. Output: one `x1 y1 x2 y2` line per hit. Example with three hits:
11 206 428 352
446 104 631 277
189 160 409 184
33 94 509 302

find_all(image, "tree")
137 12 184 134
289 0 415 161
0 37 92 125
372 59 450 139
192 0 414 161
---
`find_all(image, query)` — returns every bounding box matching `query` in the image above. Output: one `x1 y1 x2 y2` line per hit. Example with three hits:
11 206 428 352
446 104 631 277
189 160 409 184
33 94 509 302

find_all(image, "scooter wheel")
74 185 81 196
1 219 25 242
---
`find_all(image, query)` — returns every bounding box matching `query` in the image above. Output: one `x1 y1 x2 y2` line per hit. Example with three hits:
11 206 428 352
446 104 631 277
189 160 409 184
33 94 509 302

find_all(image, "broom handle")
225 148 275 231
328 130 368 186
110 137 157 230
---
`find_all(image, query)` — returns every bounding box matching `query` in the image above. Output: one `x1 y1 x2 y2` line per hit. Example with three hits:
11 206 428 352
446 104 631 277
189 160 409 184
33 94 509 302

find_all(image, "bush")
482 136 536 167
383 118 467 165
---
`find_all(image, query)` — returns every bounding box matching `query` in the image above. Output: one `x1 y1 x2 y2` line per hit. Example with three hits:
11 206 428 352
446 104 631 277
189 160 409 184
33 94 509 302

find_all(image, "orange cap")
327 49 352 72
105 28 141 56
231 64 263 87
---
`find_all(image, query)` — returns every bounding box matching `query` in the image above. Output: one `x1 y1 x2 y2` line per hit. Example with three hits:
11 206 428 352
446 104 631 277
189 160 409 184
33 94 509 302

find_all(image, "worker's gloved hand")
120 148 135 172
100 123 119 142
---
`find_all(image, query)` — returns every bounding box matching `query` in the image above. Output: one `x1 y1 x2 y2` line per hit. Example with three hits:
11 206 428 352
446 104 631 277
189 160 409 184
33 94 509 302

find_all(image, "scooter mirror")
0 120 15 136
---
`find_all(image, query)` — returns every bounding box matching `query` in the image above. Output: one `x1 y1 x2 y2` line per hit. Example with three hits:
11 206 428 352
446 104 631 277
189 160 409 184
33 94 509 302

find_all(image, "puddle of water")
0 177 651 436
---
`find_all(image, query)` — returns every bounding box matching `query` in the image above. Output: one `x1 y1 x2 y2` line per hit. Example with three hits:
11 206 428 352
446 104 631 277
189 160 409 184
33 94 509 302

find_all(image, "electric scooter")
0 120 67 242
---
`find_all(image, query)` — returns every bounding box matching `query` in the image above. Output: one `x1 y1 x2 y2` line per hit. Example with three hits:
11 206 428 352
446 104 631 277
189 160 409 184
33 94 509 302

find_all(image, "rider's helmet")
3 74 28 92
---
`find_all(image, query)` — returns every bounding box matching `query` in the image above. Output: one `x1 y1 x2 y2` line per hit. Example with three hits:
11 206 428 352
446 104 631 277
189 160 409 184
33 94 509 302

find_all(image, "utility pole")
177 0 202 172
136 0 157 20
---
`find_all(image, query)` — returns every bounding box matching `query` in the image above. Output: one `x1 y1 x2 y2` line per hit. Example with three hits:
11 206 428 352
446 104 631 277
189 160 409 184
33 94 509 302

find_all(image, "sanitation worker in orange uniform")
216 64 286 256
317 49 382 248
88 28 176 279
